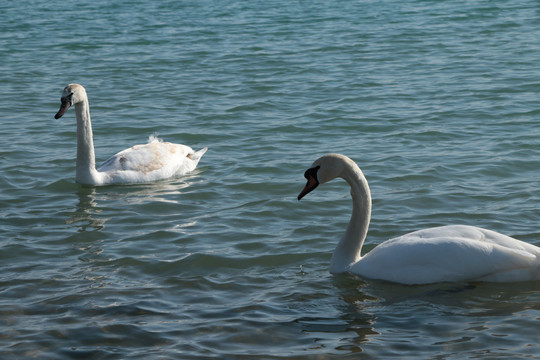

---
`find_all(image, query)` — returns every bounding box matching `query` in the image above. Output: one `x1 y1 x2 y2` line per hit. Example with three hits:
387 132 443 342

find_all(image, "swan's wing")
99 141 189 172
412 225 540 256
97 137 202 183
353 225 538 284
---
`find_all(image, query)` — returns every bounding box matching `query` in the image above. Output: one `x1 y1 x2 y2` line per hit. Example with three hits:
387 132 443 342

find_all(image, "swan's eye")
67 92 74 105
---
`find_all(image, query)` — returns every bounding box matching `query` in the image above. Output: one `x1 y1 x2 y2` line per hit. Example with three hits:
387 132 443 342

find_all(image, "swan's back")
351 225 540 284
97 137 207 184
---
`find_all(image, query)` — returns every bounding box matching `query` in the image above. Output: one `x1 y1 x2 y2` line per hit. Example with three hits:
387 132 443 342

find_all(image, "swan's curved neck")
74 99 99 184
329 163 371 273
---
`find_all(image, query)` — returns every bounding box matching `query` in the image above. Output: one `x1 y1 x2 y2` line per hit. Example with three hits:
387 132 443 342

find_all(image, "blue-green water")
1 0 540 358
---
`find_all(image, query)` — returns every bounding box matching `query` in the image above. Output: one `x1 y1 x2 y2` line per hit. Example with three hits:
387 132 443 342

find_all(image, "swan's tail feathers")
187 147 208 161
148 134 162 143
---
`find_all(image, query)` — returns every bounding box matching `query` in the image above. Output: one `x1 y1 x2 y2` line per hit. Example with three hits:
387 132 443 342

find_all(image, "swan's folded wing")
354 235 537 285
98 140 192 175
478 226 540 256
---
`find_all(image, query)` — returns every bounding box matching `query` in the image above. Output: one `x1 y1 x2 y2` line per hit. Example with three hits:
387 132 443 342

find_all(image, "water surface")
1 0 540 358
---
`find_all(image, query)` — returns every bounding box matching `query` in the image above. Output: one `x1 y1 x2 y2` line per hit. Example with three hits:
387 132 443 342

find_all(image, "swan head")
298 153 352 200
54 83 87 119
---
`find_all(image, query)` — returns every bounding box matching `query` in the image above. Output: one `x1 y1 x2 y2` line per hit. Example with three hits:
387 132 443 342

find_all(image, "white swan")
298 153 540 285
54 83 207 186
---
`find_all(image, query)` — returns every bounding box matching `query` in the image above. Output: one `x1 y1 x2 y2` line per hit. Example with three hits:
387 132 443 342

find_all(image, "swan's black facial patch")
303 165 320 180
298 165 320 200
54 95 72 119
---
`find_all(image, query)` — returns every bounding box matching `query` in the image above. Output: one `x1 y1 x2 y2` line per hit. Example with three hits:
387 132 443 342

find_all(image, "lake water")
1 0 540 358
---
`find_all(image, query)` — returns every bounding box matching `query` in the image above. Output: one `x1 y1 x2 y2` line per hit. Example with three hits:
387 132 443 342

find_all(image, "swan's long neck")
74 99 99 184
329 164 371 273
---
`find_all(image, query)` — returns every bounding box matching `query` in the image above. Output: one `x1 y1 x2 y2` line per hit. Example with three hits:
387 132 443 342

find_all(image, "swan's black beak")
298 166 320 200
54 96 72 119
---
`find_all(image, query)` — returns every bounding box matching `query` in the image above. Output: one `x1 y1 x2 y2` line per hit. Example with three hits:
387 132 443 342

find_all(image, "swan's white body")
54 84 207 186
298 154 540 285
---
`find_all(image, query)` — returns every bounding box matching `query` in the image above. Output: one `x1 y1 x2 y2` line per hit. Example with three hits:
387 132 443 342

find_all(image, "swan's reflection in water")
63 175 203 290
65 172 203 232
107 174 203 205
309 274 540 356
65 187 107 231
287 276 380 354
